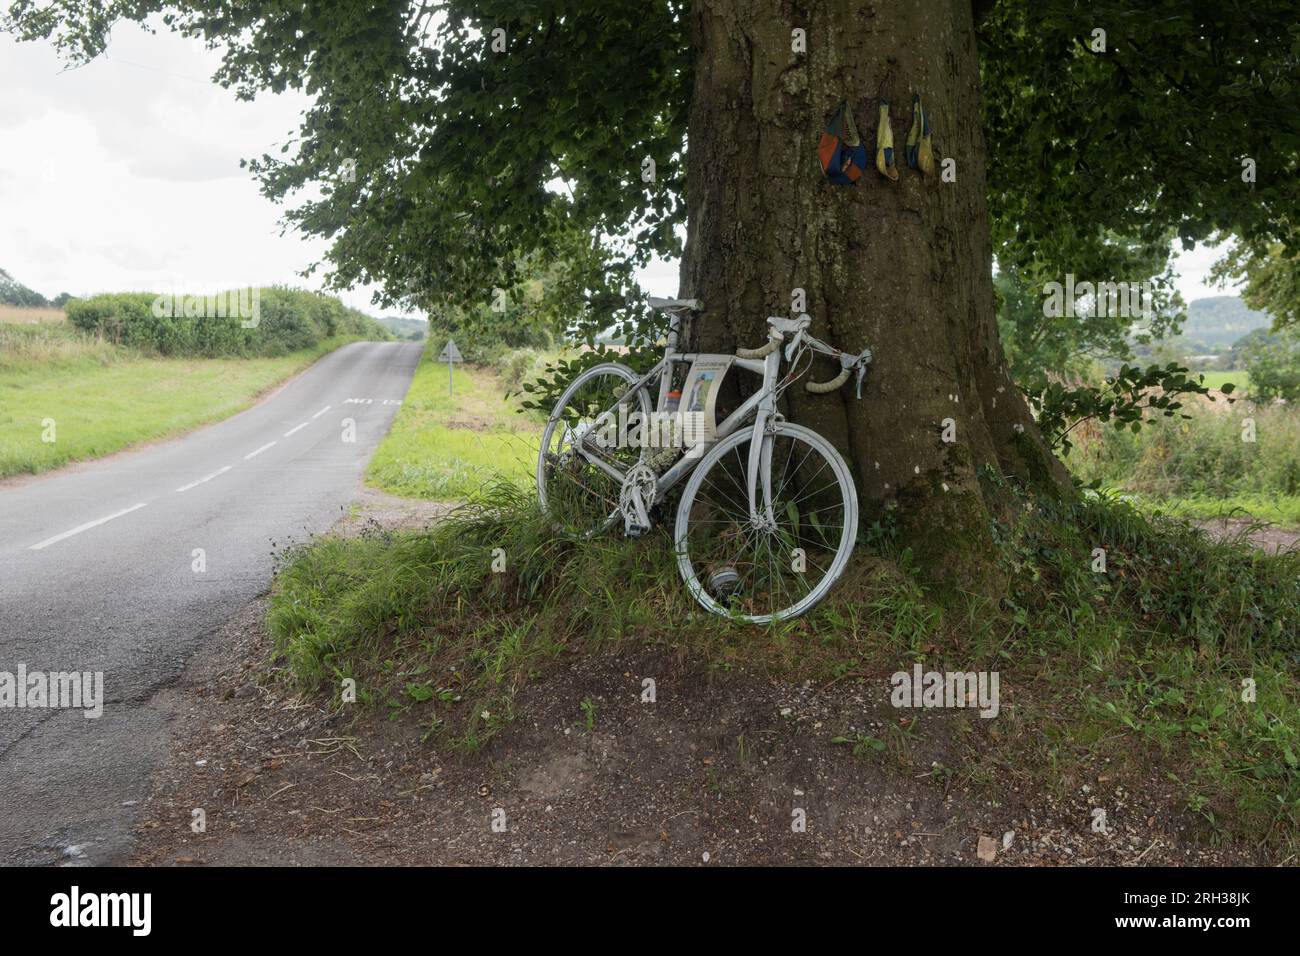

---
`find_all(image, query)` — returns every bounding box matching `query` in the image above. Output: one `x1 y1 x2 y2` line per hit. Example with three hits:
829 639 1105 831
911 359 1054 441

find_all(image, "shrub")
65 287 390 357
1241 327 1300 403
496 347 545 393
1071 401 1300 498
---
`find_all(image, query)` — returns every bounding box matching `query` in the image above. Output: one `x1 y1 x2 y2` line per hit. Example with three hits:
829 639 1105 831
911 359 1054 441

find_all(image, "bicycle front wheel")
674 422 858 623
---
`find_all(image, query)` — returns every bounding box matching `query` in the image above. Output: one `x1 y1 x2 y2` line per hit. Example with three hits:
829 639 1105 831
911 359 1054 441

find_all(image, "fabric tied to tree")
818 101 868 184
876 101 898 181
906 94 935 176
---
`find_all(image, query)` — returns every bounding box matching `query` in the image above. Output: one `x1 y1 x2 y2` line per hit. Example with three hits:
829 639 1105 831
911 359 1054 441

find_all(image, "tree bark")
678 0 1071 594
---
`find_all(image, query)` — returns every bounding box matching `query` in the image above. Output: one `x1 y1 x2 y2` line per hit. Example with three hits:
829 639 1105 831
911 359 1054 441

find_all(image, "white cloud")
0 22 403 314
1172 241 1239 304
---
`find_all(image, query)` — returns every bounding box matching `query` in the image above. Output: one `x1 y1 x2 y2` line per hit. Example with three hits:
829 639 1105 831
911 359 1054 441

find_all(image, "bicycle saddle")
647 297 703 313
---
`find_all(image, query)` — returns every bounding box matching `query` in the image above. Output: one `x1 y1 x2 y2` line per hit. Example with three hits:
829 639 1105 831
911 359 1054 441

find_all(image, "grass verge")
365 343 542 500
268 479 1300 851
0 332 357 478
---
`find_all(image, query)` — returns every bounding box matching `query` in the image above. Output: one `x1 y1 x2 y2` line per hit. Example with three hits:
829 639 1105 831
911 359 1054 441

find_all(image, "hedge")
66 287 391 357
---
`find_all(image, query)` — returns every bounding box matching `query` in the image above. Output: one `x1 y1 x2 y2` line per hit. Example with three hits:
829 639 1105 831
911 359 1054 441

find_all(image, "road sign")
439 339 462 396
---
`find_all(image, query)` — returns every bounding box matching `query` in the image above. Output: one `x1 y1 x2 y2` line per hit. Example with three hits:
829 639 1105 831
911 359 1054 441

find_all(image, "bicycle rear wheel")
674 422 858 623
537 362 652 538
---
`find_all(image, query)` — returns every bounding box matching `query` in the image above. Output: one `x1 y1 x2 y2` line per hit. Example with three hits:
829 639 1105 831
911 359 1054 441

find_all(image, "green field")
365 345 543 500
1126 492 1300 527
0 333 354 478
1198 369 1250 391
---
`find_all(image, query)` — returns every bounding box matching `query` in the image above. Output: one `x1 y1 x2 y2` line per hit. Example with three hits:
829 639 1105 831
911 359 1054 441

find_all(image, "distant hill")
0 268 49 308
1182 296 1272 348
376 315 428 340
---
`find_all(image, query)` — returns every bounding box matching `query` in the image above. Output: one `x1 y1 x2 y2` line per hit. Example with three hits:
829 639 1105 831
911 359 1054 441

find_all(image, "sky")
0 21 1233 316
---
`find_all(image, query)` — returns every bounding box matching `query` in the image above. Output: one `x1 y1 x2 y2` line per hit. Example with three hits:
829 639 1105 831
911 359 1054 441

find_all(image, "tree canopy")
995 232 1183 385
1213 242 1300 330
8 0 1300 352
982 1 1300 278
0 266 51 307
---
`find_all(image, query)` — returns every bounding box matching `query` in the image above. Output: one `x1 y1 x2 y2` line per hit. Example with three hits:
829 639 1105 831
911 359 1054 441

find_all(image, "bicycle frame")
572 312 783 525
543 300 868 622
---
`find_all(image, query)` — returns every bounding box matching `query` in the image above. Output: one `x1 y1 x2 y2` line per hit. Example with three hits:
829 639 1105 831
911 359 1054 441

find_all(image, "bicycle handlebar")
805 366 851 393
735 331 783 360
735 323 872 398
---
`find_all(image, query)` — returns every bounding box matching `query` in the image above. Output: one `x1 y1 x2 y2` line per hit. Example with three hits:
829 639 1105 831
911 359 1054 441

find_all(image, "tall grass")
0 305 66 325
1071 401 1300 499
0 322 122 371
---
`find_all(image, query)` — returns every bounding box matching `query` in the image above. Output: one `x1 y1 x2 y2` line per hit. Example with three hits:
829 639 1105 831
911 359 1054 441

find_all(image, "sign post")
438 339 463 397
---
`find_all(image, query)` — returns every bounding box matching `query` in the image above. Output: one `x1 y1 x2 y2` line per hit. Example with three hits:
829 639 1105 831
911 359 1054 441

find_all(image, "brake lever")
854 348 873 400
784 329 805 363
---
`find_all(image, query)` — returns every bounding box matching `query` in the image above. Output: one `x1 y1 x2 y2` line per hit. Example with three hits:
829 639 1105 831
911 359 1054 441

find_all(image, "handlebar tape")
735 332 783 360
805 367 851 393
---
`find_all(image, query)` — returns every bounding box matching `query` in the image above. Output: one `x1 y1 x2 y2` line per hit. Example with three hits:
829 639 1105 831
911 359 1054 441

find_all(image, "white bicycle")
537 296 872 624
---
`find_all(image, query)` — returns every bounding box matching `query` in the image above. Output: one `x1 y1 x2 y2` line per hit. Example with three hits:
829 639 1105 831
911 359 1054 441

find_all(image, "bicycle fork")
745 350 782 529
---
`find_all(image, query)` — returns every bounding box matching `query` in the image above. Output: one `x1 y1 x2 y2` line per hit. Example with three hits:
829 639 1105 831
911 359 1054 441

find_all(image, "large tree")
9 0 1300 588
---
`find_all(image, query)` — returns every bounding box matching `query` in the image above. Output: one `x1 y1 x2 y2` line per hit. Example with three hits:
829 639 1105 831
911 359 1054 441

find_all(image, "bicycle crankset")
619 460 658 536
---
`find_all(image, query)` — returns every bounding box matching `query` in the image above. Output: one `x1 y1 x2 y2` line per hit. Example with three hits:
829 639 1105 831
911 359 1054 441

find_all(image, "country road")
0 340 423 865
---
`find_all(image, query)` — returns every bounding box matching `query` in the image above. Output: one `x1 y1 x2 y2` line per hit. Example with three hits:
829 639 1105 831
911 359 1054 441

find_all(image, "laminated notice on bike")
680 354 733 443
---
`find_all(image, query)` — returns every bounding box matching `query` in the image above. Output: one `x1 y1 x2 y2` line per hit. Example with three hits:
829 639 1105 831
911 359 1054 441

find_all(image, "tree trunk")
678 0 1071 594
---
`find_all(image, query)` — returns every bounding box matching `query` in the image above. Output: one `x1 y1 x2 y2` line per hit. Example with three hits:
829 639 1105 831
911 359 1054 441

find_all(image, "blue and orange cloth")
818 101 868 184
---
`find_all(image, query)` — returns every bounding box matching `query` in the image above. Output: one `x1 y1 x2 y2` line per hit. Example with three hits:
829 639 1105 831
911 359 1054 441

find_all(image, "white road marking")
311 405 332 420
29 503 149 551
283 422 309 437
244 441 277 460
175 465 233 493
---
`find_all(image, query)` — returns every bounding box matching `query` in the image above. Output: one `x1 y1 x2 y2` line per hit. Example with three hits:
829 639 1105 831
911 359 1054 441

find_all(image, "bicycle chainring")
619 461 659 535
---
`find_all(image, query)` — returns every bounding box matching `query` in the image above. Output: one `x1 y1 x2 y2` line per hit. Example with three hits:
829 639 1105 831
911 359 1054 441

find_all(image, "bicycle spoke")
679 428 852 621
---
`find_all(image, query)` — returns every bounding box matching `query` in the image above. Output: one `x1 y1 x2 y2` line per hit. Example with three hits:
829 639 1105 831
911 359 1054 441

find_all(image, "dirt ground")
127 492 1279 867
1196 516 1300 553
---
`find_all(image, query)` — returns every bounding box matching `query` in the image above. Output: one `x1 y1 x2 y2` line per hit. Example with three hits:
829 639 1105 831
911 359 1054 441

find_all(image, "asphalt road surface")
0 341 422 865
